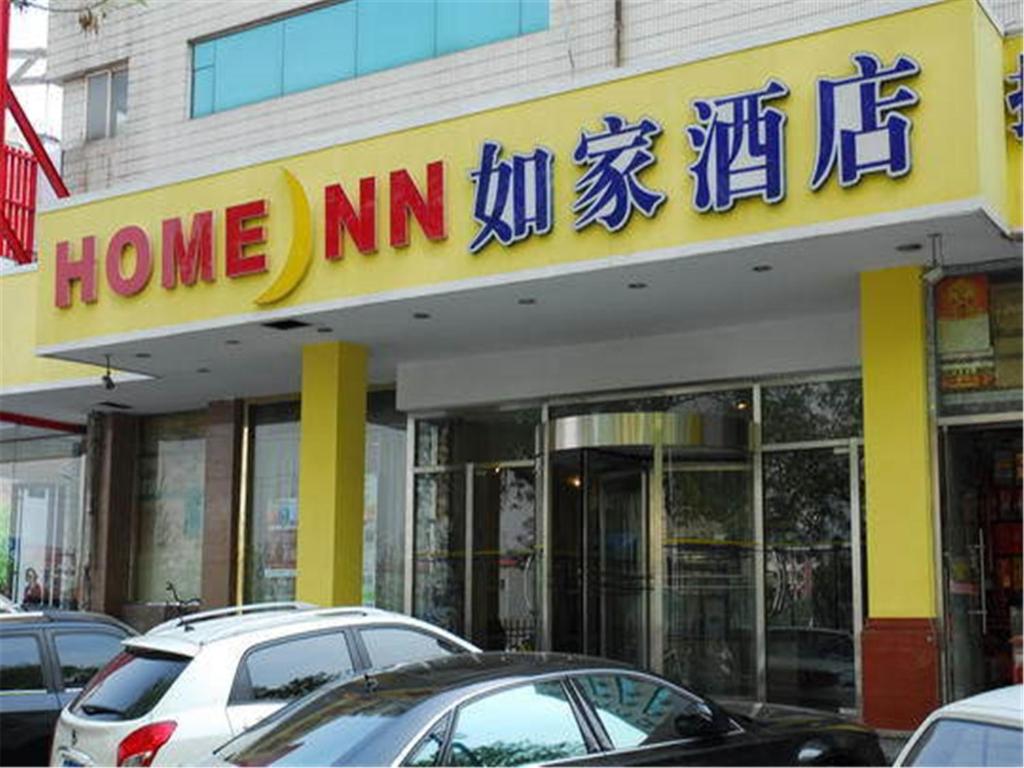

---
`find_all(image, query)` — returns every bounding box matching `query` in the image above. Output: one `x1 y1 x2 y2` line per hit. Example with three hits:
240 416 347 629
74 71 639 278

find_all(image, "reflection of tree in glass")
762 380 861 444
253 671 335 701
453 740 584 766
764 450 852 630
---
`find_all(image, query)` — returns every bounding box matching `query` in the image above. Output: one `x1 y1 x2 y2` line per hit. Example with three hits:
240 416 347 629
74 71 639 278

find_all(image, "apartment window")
191 0 549 118
86 68 128 140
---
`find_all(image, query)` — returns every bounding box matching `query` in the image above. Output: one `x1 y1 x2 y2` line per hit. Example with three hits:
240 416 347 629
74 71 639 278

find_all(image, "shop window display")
135 412 207 604
244 394 407 608
0 434 85 609
936 269 1023 417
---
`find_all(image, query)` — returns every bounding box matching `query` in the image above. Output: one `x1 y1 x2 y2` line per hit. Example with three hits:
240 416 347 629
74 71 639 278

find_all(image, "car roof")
126 603 467 657
935 685 1023 725
0 610 135 634
220 652 647 766
330 651 637 700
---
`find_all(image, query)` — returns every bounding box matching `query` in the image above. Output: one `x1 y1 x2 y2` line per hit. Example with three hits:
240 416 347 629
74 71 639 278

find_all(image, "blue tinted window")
214 22 283 111
284 2 357 93
437 0 519 56
192 67 214 118
357 0 434 76
193 40 215 69
521 0 548 33
191 0 550 117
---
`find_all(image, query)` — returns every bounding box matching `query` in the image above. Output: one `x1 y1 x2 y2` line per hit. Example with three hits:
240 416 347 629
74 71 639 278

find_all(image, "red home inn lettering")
53 162 446 308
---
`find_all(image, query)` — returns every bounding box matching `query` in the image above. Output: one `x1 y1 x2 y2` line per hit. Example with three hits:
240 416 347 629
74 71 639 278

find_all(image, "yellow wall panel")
0 269 101 390
861 266 936 619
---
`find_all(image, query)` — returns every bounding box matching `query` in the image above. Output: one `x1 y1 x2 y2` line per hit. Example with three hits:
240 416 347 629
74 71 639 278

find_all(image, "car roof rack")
0 610 129 627
151 601 316 634
198 605 393 644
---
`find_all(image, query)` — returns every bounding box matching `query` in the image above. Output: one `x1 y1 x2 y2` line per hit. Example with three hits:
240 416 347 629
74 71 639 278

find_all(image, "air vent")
96 401 132 410
261 319 311 331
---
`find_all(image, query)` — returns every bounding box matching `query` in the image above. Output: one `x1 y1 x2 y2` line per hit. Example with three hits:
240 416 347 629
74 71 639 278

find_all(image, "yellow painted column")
295 341 368 606
861 265 941 729
861 266 936 619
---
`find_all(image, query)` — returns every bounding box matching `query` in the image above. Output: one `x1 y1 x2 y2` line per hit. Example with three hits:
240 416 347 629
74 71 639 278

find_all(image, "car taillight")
116 721 177 767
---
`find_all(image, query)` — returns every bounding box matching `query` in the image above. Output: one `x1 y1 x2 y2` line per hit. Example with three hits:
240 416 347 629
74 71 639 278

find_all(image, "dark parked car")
211 652 886 767
0 610 134 766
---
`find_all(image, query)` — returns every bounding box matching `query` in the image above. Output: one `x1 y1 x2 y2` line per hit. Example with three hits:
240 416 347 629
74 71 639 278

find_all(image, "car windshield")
906 717 1022 767
71 649 189 721
219 682 427 766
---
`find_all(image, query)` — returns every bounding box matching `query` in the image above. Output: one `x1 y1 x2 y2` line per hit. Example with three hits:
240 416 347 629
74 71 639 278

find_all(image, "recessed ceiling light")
134 352 151 359
225 339 240 346
196 367 210 374
628 282 647 290
316 327 333 334
752 264 773 273
261 318 310 331
413 312 431 320
896 242 923 252
517 298 537 305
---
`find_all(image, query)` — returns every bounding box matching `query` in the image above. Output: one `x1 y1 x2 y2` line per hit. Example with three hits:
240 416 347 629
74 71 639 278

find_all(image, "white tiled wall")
48 0 1020 195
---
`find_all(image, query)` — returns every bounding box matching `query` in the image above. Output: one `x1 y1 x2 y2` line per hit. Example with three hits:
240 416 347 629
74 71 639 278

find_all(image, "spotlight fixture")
413 312 431 320
735 400 750 411
627 282 647 290
316 327 333 334
517 297 537 305
101 355 115 391
134 352 151 359
567 475 582 489
751 264 773 273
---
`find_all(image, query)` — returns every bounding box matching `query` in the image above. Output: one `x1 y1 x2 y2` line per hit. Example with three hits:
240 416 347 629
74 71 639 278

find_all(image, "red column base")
862 618 941 730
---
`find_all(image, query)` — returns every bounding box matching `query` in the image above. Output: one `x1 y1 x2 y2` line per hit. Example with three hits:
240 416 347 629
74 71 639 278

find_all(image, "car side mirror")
675 702 731 738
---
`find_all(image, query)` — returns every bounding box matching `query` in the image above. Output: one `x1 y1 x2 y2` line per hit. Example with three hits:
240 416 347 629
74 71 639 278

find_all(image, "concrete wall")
50 0 1016 196
397 309 859 411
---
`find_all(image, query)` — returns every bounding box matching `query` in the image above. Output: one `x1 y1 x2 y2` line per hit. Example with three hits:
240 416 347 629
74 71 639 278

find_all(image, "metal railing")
0 143 38 263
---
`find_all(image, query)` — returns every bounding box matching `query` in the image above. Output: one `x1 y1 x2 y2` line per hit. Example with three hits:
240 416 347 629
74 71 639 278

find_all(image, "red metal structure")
0 0 70 265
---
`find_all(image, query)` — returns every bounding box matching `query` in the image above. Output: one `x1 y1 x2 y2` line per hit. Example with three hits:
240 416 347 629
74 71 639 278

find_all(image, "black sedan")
211 652 885 766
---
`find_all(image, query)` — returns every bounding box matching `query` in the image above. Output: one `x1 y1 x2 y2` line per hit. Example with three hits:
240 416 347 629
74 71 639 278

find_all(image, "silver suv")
50 603 478 767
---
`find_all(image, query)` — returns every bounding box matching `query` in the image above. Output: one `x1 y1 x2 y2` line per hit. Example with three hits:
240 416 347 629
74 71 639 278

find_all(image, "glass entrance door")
662 460 756 698
941 424 1023 701
550 448 651 669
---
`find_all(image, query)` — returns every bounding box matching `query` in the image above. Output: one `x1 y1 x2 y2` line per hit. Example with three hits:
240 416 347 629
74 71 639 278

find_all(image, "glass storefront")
135 412 207 603
761 379 863 712
932 262 1023 703
243 392 407 608
0 431 86 608
413 410 539 646
245 402 300 603
410 376 864 711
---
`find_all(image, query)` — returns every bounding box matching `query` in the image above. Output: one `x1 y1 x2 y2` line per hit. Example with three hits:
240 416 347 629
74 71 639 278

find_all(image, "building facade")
1 0 1021 732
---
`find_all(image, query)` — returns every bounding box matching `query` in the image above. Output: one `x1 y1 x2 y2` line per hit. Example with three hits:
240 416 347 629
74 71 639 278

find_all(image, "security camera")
101 354 115 390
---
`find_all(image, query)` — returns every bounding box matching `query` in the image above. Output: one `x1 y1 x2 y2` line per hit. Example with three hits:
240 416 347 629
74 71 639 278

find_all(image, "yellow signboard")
34 0 1015 350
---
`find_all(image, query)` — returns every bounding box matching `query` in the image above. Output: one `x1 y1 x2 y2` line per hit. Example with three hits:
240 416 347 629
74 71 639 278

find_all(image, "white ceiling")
2 208 1018 424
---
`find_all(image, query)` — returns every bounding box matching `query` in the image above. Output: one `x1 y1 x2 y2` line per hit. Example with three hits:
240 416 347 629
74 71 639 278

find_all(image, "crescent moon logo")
253 169 313 306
